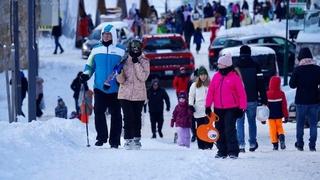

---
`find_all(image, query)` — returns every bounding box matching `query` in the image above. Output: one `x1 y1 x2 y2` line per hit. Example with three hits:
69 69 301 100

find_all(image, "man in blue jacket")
80 24 125 148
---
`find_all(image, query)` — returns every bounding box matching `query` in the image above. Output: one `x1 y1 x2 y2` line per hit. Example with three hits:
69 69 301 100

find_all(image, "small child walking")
266 76 289 150
171 92 193 148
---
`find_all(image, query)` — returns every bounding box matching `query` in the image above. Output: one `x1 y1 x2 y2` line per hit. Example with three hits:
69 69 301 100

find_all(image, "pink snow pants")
177 127 191 148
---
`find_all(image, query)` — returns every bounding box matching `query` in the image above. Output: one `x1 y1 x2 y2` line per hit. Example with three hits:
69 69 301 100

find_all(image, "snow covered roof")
220 46 276 57
296 31 320 43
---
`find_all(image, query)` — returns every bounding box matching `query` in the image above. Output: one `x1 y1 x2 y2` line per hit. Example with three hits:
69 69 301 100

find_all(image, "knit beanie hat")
198 66 208 75
297 47 313 61
178 92 187 99
240 45 251 56
218 54 233 67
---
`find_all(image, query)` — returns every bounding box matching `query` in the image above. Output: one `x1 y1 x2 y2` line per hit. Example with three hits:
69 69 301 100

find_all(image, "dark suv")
142 34 195 79
223 35 296 75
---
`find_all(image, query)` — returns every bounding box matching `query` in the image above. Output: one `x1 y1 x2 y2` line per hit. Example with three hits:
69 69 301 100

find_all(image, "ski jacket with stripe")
267 76 288 119
83 24 125 94
206 71 247 110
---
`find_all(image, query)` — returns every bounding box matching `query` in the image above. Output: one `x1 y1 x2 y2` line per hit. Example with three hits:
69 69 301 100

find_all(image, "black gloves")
235 108 245 119
132 57 139 63
166 107 170 112
80 73 90 83
283 118 289 123
189 105 195 113
205 107 212 116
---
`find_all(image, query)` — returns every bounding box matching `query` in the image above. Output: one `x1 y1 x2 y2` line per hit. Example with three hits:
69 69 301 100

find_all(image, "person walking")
80 24 125 148
171 92 193 148
183 15 195 49
189 66 213 149
147 78 170 139
206 54 247 159
266 76 289 150
52 17 64 54
71 72 88 116
193 27 205 54
173 67 190 98
289 47 320 152
234 45 267 153
116 39 150 150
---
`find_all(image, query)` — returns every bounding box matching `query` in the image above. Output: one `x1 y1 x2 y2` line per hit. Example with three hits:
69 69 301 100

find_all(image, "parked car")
288 103 320 127
81 21 133 59
208 35 235 70
142 34 195 79
220 46 278 89
223 35 296 76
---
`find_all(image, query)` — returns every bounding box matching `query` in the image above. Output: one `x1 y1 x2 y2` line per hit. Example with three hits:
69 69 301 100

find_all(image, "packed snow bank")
1 118 320 180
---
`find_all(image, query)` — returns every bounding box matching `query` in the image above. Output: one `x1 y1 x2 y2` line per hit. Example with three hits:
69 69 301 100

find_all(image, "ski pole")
86 120 90 147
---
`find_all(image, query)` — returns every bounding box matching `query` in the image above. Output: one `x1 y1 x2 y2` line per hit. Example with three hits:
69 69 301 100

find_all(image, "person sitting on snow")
55 97 68 119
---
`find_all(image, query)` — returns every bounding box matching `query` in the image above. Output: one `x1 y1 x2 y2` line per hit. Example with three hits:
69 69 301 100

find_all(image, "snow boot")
273 143 279 150
215 153 227 159
158 131 163 138
249 142 258 152
309 146 316 152
228 154 238 159
173 132 178 143
191 135 196 142
133 137 142 150
151 133 156 139
295 142 303 151
95 140 105 146
124 139 134 150
279 134 286 150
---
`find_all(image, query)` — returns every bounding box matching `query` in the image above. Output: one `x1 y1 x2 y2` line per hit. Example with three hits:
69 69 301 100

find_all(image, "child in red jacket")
266 76 289 150
173 67 190 97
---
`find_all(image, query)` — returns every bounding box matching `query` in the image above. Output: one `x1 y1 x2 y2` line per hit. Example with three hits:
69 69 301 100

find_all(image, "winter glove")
132 57 139 63
283 118 289 123
166 107 170 112
205 107 212 116
80 73 90 83
235 108 245 119
189 105 195 113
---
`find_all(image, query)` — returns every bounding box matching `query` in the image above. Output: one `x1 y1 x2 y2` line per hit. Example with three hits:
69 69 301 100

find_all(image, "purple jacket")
171 102 193 128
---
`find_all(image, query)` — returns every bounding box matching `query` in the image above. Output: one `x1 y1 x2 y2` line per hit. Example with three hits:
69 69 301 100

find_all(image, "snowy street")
1 23 320 179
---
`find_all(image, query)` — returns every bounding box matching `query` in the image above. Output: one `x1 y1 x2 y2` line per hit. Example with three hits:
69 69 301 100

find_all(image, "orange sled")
196 112 220 143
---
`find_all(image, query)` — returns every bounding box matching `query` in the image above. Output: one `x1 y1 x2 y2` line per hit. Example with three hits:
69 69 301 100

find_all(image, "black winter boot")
279 134 286 150
273 143 279 150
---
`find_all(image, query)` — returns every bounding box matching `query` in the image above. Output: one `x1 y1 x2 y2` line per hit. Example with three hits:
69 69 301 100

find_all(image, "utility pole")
28 0 37 122
3 44 14 123
13 0 21 119
283 0 289 86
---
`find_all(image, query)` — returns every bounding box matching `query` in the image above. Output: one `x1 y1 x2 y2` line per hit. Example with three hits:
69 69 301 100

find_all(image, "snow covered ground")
0 22 320 179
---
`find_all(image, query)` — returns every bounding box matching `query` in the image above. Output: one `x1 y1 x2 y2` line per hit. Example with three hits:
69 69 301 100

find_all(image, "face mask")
219 66 233 76
102 40 112 47
129 40 142 58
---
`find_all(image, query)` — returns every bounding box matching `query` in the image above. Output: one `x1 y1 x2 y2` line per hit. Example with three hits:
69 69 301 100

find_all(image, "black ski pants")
94 89 122 146
120 100 144 139
214 108 240 156
150 111 164 134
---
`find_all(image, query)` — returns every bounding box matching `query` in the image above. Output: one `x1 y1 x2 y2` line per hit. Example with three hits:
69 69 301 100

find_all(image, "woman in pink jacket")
205 54 247 159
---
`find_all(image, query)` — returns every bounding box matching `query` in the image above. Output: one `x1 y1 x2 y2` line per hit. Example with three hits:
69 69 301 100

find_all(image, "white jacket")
188 82 208 118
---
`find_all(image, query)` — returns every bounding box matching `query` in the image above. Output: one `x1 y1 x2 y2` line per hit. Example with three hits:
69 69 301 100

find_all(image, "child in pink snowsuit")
171 92 193 147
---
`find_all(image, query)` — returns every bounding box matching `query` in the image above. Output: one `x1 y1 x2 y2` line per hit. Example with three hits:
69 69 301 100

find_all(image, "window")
144 38 185 51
